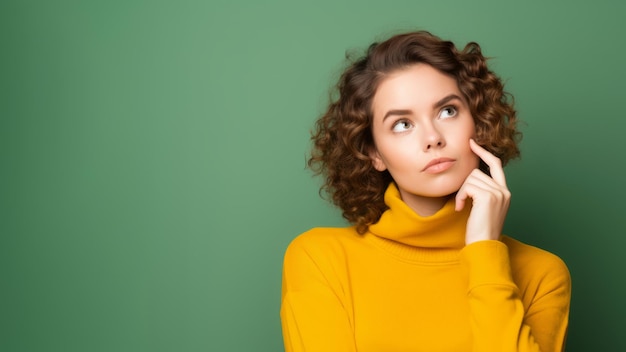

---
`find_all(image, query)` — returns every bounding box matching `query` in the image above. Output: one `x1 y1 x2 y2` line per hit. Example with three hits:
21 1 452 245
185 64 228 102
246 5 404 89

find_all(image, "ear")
369 149 387 172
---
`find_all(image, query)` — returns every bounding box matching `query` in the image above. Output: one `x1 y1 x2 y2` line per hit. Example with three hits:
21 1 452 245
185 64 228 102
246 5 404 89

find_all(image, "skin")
369 64 510 244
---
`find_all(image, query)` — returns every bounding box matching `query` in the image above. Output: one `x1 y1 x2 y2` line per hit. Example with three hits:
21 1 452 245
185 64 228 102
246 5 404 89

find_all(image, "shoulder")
284 226 360 263
282 227 362 290
502 236 569 271
502 235 571 288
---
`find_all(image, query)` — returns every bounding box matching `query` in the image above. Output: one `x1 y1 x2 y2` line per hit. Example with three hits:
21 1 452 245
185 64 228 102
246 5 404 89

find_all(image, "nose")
423 123 445 151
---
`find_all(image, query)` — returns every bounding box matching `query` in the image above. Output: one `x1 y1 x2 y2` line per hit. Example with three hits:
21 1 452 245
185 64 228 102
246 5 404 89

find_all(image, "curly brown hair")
309 30 521 234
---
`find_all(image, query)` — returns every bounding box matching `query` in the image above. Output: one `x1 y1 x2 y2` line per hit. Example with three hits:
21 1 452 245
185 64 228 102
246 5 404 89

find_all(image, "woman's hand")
455 139 511 245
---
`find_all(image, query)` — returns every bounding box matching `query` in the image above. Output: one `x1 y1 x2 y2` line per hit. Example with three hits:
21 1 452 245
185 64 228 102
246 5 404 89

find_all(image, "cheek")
461 145 480 170
460 120 479 168
470 153 480 169
376 138 412 165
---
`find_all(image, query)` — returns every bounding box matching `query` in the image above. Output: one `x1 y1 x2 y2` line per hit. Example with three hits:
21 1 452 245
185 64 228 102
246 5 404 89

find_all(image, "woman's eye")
391 120 413 132
440 106 457 119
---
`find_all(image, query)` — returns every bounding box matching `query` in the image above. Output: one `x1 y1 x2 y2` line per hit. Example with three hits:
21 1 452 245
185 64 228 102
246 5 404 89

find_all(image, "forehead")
372 64 461 115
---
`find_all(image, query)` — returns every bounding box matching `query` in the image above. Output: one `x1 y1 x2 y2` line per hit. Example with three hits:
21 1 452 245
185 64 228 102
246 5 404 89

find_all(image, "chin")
434 178 466 197
410 186 462 199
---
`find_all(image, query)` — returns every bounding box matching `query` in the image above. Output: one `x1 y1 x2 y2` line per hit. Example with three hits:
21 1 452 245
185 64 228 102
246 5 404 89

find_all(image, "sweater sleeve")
280 235 357 352
459 240 571 352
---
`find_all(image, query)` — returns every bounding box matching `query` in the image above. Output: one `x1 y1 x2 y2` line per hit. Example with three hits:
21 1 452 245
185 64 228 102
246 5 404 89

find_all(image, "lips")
422 157 456 173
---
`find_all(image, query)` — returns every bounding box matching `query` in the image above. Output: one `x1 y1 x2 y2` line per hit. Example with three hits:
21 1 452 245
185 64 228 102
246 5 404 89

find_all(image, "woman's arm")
456 139 571 351
280 235 357 352
460 240 571 352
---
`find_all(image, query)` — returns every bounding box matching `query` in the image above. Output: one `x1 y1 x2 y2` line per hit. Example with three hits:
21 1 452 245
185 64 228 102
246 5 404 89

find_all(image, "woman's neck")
367 183 471 250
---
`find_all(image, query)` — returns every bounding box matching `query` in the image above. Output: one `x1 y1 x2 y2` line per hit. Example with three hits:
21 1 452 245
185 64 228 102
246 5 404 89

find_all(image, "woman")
280 31 571 352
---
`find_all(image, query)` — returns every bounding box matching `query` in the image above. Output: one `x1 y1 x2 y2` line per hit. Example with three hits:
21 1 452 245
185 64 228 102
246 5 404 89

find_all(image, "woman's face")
370 64 479 216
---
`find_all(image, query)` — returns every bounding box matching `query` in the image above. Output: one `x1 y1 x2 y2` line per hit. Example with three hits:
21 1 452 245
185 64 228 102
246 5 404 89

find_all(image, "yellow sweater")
281 183 571 352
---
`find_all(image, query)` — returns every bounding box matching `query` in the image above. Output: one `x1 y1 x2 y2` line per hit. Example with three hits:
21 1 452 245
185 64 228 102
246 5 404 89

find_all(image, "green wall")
2 1 624 351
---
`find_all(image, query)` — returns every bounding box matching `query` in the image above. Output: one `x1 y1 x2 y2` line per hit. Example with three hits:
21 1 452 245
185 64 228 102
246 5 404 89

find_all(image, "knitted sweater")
280 183 571 351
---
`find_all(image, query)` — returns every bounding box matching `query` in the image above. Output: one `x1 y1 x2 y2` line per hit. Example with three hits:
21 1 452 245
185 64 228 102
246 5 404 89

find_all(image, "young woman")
280 31 571 352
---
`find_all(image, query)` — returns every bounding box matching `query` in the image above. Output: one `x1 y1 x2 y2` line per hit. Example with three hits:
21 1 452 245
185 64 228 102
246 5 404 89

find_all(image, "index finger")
469 139 507 186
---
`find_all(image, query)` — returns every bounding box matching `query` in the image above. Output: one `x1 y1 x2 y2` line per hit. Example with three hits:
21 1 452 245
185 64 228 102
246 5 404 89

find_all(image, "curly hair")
309 30 521 234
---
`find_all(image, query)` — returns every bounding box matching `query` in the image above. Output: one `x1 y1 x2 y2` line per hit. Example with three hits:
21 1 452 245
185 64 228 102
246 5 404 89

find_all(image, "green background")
2 1 624 351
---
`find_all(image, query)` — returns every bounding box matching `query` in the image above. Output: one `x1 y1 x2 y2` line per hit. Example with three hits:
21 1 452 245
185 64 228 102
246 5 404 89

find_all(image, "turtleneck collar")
367 183 471 257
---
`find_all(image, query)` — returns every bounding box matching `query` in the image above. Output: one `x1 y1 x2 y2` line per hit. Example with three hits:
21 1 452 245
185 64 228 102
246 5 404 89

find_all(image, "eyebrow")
382 94 464 122
434 94 463 109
